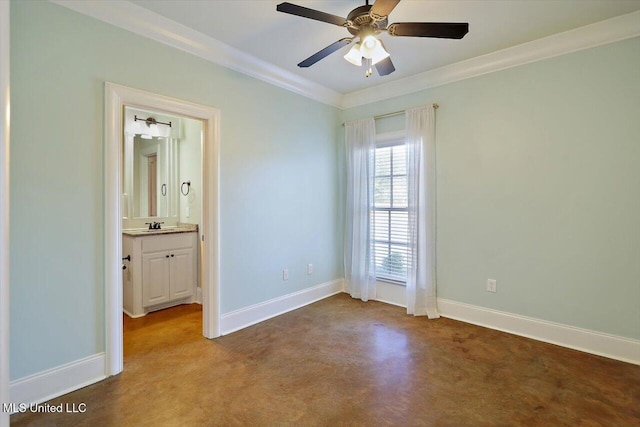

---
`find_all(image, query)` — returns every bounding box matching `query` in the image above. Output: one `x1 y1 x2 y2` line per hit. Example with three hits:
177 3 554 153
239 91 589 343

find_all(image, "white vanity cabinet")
123 230 197 317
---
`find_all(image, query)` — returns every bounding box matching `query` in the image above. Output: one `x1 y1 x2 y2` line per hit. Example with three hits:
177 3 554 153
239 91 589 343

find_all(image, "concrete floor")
11 293 640 426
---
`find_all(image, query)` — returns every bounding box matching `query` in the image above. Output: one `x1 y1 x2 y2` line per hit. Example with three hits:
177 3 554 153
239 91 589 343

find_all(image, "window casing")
372 135 408 284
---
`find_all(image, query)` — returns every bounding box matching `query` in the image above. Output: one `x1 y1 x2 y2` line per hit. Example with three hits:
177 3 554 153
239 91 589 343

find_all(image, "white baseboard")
364 289 639 364
8 353 106 412
221 279 344 335
373 280 406 308
374 297 406 308
122 308 145 319
437 298 640 365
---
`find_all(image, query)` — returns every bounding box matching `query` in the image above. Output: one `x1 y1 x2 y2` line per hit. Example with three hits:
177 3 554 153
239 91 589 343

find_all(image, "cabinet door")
169 247 194 300
142 251 171 307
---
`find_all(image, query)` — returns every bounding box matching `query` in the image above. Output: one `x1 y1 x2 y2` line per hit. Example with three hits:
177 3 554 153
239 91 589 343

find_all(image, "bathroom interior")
121 106 204 322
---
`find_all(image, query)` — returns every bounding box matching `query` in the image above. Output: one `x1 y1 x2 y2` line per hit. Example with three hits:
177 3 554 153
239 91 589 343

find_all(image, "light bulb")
360 35 378 59
364 36 377 49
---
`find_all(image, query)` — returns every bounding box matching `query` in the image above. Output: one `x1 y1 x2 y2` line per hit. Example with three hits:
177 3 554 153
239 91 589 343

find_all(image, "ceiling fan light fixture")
344 43 363 66
359 35 378 59
359 35 389 65
369 41 390 65
277 0 469 78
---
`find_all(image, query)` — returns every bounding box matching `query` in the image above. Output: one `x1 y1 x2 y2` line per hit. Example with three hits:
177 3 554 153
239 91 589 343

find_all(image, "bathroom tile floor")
10 293 640 426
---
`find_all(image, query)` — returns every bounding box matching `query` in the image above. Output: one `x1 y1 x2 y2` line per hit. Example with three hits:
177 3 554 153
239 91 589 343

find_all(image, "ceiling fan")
276 0 469 77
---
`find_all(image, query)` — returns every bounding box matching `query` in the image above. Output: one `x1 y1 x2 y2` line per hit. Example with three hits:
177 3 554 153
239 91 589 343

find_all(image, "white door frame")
0 2 10 426
104 83 220 376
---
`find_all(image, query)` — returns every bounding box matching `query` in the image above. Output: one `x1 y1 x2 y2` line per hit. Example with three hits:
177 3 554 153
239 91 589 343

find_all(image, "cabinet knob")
166 255 170 258
171 254 174 257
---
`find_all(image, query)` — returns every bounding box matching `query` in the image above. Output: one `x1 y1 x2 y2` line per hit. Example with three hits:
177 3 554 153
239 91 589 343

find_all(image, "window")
372 138 409 283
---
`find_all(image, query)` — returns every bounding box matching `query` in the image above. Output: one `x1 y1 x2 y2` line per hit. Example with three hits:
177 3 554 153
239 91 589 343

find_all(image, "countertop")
122 223 198 237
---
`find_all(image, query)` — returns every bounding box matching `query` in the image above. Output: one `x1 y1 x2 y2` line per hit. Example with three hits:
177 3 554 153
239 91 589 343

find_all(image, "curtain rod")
342 103 439 126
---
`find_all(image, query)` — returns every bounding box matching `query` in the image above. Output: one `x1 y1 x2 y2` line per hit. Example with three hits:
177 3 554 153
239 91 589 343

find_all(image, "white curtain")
406 105 439 318
344 118 376 301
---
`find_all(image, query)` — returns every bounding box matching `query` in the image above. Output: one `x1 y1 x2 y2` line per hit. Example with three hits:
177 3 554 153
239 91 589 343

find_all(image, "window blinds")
373 144 409 282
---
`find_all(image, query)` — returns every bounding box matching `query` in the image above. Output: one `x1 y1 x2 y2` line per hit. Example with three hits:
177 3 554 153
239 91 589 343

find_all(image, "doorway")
105 83 220 376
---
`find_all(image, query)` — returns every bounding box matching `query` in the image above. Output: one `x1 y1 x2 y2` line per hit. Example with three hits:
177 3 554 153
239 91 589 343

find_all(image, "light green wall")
10 0 638 383
343 37 640 340
10 1 341 379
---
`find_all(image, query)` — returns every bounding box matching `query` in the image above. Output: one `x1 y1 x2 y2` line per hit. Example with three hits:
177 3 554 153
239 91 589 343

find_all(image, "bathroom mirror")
122 107 180 220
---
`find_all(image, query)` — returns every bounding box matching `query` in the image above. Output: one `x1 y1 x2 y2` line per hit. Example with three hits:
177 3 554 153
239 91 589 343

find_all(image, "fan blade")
388 22 469 39
277 2 347 27
370 0 401 19
298 38 353 68
375 57 395 76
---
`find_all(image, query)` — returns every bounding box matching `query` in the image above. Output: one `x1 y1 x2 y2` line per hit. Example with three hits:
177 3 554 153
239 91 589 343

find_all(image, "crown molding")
49 0 343 107
50 2 639 111
339 10 640 109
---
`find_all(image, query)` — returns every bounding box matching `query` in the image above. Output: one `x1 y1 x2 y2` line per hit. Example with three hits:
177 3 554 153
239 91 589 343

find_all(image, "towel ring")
181 181 191 196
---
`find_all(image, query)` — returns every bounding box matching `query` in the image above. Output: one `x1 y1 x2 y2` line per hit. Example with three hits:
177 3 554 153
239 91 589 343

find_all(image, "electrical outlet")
487 279 497 293
282 269 289 281
307 264 313 275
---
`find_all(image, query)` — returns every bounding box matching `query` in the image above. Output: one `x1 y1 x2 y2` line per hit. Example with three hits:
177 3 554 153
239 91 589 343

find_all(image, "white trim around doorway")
104 83 221 376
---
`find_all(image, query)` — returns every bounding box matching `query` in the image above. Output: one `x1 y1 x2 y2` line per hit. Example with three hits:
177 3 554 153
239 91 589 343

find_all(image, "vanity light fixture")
134 115 172 128
134 115 172 140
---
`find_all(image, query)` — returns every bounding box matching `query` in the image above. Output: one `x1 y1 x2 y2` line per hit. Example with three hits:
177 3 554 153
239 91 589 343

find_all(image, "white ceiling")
128 0 640 94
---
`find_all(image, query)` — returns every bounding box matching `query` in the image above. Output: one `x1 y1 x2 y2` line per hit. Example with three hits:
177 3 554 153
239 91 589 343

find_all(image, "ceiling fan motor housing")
347 5 388 36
